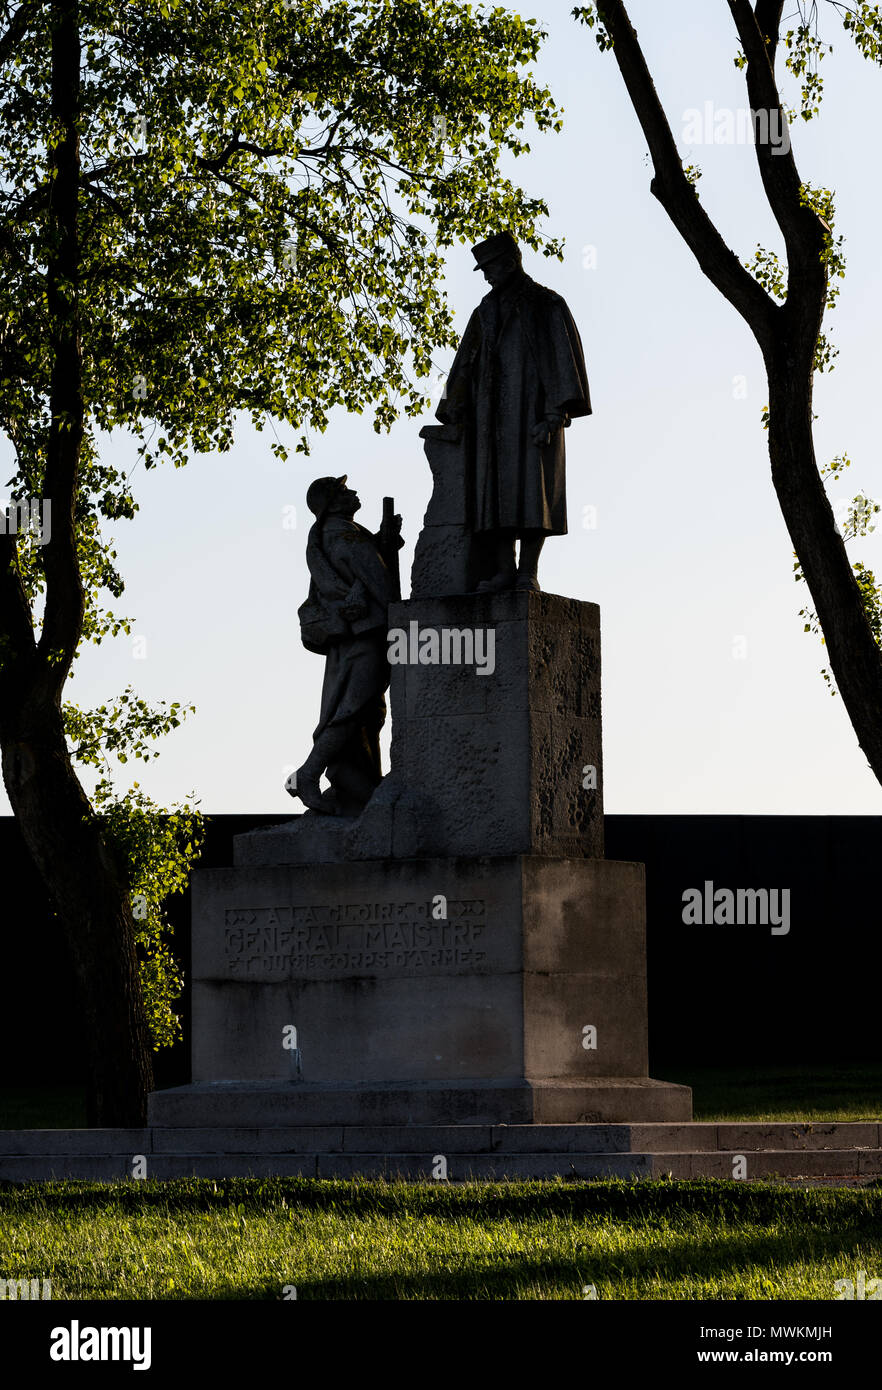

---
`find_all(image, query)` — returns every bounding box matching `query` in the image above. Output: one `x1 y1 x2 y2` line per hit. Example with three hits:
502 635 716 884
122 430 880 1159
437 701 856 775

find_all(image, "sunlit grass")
1 1177 880 1300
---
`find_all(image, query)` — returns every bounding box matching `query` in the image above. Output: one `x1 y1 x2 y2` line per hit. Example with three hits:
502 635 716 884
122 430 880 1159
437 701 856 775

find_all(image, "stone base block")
188 854 659 1093
235 590 604 865
149 1077 692 1128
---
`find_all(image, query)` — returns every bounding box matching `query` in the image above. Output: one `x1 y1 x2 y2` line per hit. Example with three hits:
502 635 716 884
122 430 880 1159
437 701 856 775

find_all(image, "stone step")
0 1129 150 1155
0 1148 880 1183
1 1122 878 1156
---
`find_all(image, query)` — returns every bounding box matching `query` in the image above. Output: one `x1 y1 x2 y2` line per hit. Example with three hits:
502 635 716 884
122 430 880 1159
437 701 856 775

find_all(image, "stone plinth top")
235 589 603 867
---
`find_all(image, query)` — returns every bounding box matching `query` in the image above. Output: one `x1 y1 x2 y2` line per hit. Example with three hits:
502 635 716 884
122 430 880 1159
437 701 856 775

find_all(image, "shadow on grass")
229 1219 875 1301
4 1176 882 1227
0 1087 86 1129
661 1064 882 1122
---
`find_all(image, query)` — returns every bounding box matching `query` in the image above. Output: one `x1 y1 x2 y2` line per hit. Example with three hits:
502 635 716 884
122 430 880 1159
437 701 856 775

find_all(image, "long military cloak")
435 272 591 535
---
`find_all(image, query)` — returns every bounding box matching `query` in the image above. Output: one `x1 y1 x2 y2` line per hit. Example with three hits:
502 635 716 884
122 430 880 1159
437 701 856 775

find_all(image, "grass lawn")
0 1087 87 1130
0 1177 880 1300
658 1064 882 1123
2 1069 880 1301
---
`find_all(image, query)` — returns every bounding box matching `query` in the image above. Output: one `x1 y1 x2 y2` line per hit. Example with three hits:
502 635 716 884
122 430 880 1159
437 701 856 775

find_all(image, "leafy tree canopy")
1 0 561 1047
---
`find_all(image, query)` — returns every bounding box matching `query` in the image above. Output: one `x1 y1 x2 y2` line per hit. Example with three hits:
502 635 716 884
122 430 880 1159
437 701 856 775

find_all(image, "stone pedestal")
410 426 489 597
383 591 603 859
235 590 603 865
151 588 691 1132
149 851 688 1124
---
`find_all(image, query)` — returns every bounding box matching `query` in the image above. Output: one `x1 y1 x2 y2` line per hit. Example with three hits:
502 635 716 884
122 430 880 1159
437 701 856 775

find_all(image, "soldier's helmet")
306 475 348 519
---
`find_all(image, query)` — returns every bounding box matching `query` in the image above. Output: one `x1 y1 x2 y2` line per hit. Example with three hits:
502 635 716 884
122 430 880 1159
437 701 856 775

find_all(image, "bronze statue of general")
433 231 591 592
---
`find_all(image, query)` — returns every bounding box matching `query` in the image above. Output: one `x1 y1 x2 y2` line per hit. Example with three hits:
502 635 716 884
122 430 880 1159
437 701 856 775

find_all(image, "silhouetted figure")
287 476 401 816
434 231 591 591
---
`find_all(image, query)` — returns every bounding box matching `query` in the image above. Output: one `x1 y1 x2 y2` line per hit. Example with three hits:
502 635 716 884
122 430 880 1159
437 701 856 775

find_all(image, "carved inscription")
224 899 487 978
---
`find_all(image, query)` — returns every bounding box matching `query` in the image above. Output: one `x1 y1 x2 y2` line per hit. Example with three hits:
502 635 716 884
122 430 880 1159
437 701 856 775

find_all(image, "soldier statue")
286 476 401 816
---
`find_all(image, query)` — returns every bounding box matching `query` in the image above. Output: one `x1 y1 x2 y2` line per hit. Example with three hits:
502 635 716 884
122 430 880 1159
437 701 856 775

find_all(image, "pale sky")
5 0 882 818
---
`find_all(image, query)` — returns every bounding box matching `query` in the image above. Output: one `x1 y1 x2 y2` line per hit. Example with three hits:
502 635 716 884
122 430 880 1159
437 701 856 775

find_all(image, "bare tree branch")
727 0 827 287
595 0 779 351
82 180 127 219
586 0 882 787
754 0 785 67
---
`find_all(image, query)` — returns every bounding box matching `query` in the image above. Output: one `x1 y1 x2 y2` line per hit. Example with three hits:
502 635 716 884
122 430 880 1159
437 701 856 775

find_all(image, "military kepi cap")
471 230 521 270
306 475 348 517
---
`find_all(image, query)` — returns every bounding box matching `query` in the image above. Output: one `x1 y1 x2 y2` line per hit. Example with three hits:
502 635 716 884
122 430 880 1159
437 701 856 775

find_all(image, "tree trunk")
765 343 882 785
587 0 882 793
2 718 155 1126
0 0 155 1125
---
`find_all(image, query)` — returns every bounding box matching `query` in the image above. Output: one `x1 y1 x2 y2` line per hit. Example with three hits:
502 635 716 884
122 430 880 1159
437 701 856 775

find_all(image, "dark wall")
604 815 880 1070
0 814 282 1088
1 813 878 1084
